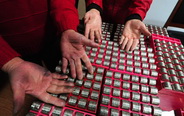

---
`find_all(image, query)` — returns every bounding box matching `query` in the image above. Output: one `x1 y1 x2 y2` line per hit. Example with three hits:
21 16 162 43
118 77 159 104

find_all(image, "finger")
52 73 68 79
85 26 90 39
62 58 68 73
121 37 129 50
37 92 66 107
140 25 151 36
69 59 76 78
99 28 102 40
95 30 101 43
75 58 83 79
131 39 139 51
99 27 102 35
47 85 74 94
12 85 25 114
90 29 95 41
119 35 125 45
84 16 90 24
82 55 93 74
51 79 75 86
80 36 99 48
125 38 133 52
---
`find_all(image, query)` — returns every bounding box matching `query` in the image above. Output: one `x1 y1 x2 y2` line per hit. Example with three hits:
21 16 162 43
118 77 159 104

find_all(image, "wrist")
62 29 76 37
125 14 142 24
63 29 75 33
126 19 141 23
2 57 24 73
86 3 103 16
90 9 100 15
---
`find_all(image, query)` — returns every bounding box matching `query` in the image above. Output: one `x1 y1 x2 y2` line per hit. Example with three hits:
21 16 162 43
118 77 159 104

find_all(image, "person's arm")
2 57 74 114
84 0 103 42
0 36 20 69
120 0 152 52
50 0 79 33
50 0 99 79
85 0 103 16
0 36 74 114
126 0 153 22
86 0 102 9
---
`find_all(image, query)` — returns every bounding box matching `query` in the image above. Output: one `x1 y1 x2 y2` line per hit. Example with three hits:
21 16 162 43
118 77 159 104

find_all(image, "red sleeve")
86 0 103 9
0 36 20 69
50 0 79 32
128 0 153 20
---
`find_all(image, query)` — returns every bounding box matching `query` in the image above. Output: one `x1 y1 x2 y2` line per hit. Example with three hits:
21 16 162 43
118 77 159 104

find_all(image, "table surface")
0 73 36 116
0 75 176 116
0 23 180 116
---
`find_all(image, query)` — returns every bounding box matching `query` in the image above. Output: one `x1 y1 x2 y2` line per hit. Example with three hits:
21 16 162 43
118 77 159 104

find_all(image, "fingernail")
79 76 83 80
61 102 65 106
62 70 66 74
61 74 68 78
72 74 76 79
13 109 18 114
70 83 75 86
90 69 94 74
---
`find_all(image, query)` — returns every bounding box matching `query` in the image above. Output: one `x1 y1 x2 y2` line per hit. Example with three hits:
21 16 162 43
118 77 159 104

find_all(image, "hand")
120 19 151 52
2 57 74 114
60 30 99 79
84 9 102 43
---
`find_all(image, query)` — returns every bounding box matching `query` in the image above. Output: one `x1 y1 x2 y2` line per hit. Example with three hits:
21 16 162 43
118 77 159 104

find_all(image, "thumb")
84 15 90 24
12 85 25 114
140 25 151 36
80 36 99 48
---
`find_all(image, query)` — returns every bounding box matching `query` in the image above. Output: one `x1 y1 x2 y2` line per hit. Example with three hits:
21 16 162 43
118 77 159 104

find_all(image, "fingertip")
79 76 83 80
55 100 66 107
142 27 151 36
61 74 68 79
119 36 124 44
92 41 99 48
121 44 125 50
89 68 94 74
61 101 66 107
98 33 102 43
78 74 83 80
70 83 75 86
130 47 135 51
13 88 25 115
64 75 68 78
62 69 66 74
72 73 76 79
13 107 18 115
120 44 124 50
148 32 152 36
13 100 23 115
125 48 129 52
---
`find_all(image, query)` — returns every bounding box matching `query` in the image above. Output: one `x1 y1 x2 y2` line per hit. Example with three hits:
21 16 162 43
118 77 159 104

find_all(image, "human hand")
84 9 102 43
120 19 151 52
60 30 99 79
2 57 74 114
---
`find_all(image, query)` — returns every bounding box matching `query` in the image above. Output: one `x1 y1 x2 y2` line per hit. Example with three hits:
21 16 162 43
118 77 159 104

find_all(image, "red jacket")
0 0 79 68
87 0 152 24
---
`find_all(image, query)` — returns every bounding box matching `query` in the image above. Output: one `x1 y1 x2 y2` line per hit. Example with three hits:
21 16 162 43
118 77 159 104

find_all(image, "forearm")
85 0 103 9
0 36 20 69
2 57 24 73
127 0 153 20
50 0 79 33
125 14 142 24
86 2 103 16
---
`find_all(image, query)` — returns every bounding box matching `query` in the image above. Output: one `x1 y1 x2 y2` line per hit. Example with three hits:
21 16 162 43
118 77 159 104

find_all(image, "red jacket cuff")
86 0 103 8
